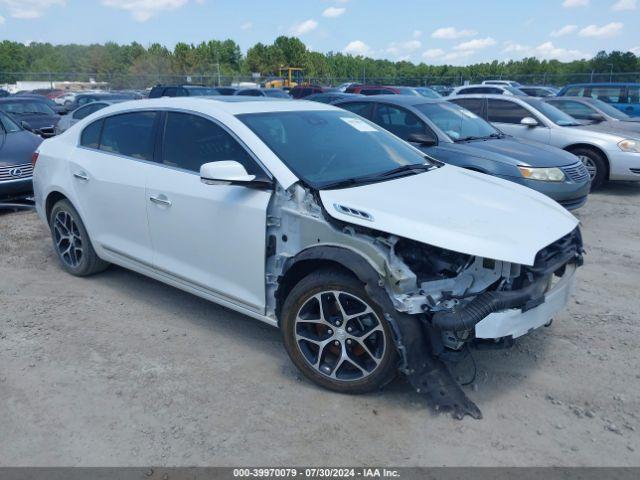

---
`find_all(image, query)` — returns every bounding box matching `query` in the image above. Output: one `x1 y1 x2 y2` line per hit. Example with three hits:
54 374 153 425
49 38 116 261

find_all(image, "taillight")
31 151 39 167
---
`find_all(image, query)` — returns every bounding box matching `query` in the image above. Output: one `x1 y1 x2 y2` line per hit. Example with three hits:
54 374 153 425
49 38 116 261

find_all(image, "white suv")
33 97 583 419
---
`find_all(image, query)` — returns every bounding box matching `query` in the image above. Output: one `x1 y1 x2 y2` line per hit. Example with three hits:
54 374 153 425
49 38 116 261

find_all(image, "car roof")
93 96 335 116
334 94 443 106
562 82 640 87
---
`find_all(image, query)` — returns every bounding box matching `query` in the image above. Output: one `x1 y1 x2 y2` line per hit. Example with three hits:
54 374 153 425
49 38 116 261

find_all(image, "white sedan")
33 97 583 418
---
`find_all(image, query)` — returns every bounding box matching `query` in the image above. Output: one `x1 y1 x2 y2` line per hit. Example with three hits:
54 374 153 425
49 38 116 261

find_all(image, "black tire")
49 199 109 276
571 147 607 190
281 268 398 394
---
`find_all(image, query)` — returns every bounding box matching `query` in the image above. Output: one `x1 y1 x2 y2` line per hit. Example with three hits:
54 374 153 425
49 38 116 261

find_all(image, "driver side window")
487 99 534 124
161 112 261 176
372 104 426 141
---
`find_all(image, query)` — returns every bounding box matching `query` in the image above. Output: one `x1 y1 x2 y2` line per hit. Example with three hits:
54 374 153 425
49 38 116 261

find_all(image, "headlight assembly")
518 166 566 182
618 139 640 153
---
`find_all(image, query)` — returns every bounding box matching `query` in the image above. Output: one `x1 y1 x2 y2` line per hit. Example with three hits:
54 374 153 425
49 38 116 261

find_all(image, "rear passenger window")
99 112 157 160
487 99 532 124
161 112 260 175
564 86 586 96
80 119 103 149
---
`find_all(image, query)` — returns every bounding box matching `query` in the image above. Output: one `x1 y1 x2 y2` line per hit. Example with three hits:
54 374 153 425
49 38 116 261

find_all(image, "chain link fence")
2 71 640 91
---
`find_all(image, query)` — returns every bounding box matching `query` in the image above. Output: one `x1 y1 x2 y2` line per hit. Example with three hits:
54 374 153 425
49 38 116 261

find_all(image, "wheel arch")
563 143 610 179
45 190 71 222
275 245 385 324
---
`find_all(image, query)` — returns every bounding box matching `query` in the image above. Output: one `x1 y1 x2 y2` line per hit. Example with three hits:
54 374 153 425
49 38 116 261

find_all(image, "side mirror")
20 121 34 132
407 132 437 147
520 117 538 127
200 161 263 186
588 113 605 123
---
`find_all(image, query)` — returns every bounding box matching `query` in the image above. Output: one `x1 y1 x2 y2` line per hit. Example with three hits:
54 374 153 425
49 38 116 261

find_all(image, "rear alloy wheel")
281 269 397 393
49 199 109 276
572 147 607 190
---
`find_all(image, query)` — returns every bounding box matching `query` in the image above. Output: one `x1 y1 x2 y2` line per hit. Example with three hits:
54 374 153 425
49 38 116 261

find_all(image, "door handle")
149 195 172 207
73 172 89 181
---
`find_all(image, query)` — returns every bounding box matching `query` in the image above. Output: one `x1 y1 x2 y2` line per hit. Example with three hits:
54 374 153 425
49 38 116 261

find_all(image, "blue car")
333 95 591 210
557 83 640 117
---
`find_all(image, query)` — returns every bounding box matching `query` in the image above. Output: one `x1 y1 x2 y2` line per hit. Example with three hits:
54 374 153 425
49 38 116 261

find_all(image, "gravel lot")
1 184 639 467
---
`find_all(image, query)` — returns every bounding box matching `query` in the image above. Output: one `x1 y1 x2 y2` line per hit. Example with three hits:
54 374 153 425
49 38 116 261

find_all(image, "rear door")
486 98 551 144
145 111 272 313
69 111 159 264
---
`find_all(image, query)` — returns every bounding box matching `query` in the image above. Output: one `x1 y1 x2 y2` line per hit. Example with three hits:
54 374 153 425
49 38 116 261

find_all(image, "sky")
0 0 639 65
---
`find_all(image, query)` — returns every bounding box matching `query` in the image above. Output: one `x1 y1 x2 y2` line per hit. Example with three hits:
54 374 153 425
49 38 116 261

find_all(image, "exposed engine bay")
266 184 584 419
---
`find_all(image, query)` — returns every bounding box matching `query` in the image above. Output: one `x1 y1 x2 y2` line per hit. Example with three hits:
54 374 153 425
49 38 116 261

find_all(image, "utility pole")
216 51 221 86
608 63 614 83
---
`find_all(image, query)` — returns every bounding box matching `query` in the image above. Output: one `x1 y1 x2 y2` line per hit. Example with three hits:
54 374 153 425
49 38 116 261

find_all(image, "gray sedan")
332 95 590 210
449 94 640 189
544 96 640 135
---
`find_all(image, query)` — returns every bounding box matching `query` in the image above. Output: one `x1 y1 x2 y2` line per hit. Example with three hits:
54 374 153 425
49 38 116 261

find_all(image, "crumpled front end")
390 228 584 351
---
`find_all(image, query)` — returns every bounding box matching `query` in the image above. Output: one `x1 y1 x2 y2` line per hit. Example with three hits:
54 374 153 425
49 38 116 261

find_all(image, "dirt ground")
0 184 639 467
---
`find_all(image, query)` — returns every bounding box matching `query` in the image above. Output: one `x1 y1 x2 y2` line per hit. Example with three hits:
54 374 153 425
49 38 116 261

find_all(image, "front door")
146 111 272 313
487 98 551 144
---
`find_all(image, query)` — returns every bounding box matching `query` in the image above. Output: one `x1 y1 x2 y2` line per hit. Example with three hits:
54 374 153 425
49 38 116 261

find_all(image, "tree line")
1 36 638 87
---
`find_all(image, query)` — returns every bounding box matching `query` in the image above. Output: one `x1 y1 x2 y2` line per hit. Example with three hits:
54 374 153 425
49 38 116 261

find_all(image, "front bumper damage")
388 228 584 420
475 263 576 339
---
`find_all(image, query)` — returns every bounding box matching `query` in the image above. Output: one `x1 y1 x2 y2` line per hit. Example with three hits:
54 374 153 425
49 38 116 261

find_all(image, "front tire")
49 199 109 276
281 269 398 394
572 147 607 190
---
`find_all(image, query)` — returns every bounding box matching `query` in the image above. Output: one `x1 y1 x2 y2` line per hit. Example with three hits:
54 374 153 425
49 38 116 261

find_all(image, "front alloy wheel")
281 269 397 393
295 290 386 381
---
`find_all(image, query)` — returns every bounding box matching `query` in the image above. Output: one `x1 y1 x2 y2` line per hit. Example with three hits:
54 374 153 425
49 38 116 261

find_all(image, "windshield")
526 99 581 126
0 112 21 132
238 110 433 189
415 102 499 141
591 99 630 120
0 100 56 115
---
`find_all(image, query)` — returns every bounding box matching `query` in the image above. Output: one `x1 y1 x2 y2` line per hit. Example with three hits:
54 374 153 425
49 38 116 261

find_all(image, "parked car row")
4 81 640 208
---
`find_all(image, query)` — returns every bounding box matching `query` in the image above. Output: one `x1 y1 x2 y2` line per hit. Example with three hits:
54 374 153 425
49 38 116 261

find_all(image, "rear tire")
49 199 109 276
571 147 607 190
281 268 398 394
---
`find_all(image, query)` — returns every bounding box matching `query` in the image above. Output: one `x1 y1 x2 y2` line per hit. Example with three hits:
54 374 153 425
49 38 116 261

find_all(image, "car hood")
319 165 578 266
433 137 578 167
582 120 640 135
0 130 42 165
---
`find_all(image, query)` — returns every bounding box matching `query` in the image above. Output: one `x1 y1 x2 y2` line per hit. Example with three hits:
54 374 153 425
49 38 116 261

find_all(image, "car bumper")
475 263 577 339
0 177 33 201
607 151 640 181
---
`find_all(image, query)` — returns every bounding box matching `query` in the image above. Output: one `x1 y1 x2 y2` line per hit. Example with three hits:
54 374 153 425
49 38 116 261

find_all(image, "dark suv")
289 85 325 99
148 85 221 98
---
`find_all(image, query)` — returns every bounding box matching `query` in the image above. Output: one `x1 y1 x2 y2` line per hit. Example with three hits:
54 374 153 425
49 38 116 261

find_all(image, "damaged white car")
32 97 584 418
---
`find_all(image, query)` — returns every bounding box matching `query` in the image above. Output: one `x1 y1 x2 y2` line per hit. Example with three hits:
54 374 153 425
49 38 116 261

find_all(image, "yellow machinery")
264 67 304 88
